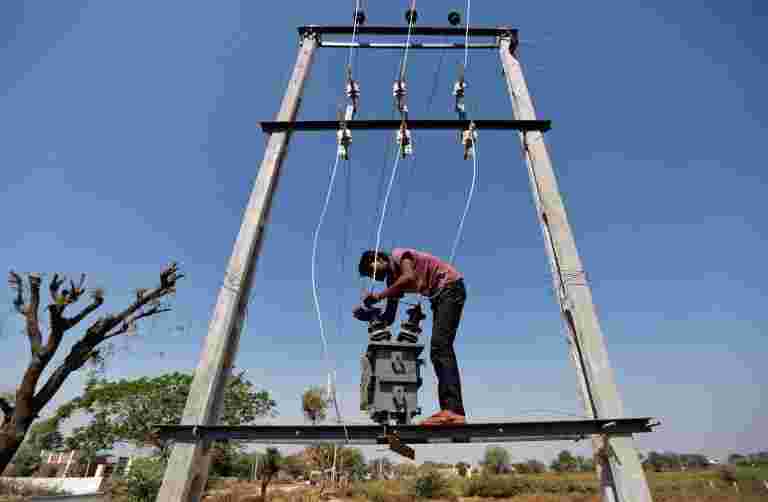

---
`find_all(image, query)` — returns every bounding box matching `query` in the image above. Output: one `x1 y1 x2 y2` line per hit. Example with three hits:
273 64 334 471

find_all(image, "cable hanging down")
448 0 478 264
371 0 418 289
310 1 370 447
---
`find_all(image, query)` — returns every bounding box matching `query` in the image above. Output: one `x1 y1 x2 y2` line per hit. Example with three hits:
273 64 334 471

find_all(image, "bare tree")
0 264 183 473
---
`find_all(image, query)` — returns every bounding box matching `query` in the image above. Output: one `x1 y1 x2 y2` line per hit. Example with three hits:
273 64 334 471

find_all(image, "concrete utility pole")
499 35 652 502
157 32 318 502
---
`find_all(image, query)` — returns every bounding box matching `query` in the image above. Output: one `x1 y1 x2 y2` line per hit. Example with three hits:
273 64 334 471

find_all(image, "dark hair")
358 250 390 277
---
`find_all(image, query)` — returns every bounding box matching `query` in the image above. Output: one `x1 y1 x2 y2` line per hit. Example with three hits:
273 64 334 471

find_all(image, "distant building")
38 450 132 478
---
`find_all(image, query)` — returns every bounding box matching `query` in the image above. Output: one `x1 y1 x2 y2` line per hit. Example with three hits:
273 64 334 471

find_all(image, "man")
357 248 467 426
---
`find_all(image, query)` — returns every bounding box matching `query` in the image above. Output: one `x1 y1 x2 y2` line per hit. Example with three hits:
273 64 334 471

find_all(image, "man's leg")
430 281 467 416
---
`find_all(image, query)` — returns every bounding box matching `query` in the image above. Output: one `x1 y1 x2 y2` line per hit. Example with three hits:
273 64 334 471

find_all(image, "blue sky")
1 1 765 465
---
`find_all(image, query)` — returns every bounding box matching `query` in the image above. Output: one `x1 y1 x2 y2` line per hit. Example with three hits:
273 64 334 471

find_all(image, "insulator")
392 80 407 98
448 11 462 26
405 8 418 25
393 80 408 115
346 80 360 100
461 125 478 160
452 80 466 98
337 127 352 160
354 8 367 26
396 128 413 158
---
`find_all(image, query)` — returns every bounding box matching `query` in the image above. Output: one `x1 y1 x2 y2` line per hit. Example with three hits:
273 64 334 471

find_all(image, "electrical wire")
311 152 342 365
371 0 420 290
448 0 477 265
463 0 472 70
310 150 352 444
398 0 418 80
347 0 362 73
371 153 404 290
449 141 478 264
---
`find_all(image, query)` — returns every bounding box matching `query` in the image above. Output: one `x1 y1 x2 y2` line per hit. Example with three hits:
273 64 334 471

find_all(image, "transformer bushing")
360 304 426 424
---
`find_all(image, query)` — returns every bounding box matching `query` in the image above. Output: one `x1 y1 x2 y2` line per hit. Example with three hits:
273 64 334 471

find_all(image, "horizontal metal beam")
155 418 657 445
261 120 551 133
299 25 517 38
320 42 499 50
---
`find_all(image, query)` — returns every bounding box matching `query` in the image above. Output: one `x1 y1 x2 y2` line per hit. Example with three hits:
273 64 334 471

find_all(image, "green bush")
113 456 166 502
411 469 450 499
462 475 528 498
461 475 596 498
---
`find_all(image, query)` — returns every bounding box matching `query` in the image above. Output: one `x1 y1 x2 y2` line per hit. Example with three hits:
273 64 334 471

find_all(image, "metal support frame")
261 119 550 133
320 42 499 50
298 25 516 38
156 22 655 502
157 418 657 445
156 32 318 502
498 35 653 502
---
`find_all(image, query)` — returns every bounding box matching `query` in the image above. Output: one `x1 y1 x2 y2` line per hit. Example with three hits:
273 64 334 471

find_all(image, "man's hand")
363 292 381 308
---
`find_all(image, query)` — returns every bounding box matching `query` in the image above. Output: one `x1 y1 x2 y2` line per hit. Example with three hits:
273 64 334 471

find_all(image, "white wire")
399 0 417 80
347 0 361 72
449 141 478 264
310 150 350 442
371 152 404 291
311 153 342 362
463 0 472 70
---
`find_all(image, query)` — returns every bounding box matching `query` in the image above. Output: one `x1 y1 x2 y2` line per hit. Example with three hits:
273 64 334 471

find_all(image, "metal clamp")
396 122 413 158
461 121 478 160
393 80 409 116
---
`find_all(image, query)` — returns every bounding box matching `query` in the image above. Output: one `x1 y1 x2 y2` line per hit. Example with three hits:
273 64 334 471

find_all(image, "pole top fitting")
405 8 418 25
497 26 519 53
354 9 366 26
299 25 322 44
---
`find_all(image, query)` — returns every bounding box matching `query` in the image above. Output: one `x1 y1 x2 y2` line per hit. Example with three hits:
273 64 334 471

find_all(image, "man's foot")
419 410 466 426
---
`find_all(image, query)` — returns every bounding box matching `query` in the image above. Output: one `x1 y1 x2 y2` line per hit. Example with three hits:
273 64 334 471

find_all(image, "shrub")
113 456 166 502
461 475 596 498
35 463 61 478
463 475 528 498
411 469 450 499
718 465 738 483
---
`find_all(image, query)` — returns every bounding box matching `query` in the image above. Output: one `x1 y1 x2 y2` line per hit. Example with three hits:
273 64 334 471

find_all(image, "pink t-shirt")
390 248 462 297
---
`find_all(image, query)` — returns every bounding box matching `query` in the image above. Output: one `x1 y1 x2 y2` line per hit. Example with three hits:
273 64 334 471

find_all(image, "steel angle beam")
260 119 551 133
155 417 657 445
299 26 516 38
319 42 500 50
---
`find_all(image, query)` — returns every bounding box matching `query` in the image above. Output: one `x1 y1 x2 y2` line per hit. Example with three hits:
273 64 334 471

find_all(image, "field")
200 468 768 502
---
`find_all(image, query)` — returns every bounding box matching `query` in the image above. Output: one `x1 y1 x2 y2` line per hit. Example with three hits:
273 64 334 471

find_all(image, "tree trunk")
0 420 28 475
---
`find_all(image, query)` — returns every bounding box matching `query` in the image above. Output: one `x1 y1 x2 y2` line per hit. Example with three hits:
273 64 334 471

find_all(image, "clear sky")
1 1 765 466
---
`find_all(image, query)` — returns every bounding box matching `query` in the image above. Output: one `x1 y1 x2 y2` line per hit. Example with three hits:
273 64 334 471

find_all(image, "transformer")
360 304 426 424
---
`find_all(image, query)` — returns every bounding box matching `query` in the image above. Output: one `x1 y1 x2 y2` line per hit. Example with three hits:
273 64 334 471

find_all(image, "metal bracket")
397 122 413 158
496 27 518 54
385 431 415 460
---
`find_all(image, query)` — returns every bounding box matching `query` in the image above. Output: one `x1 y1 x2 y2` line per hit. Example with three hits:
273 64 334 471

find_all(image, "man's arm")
374 256 417 300
381 296 399 326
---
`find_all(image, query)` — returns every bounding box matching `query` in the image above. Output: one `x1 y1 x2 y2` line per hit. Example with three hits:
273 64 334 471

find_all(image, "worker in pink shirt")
357 248 466 426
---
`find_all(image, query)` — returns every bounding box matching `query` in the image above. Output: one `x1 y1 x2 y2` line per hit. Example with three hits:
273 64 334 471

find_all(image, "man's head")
358 250 390 281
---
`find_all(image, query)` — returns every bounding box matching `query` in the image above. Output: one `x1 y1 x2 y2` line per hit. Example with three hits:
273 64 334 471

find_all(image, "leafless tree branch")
49 273 65 303
26 273 43 350
103 306 172 340
8 271 24 314
32 263 183 411
64 290 105 330
0 397 13 418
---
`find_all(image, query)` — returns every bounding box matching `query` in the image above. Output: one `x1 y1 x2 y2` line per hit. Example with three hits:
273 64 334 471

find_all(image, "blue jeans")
429 279 466 416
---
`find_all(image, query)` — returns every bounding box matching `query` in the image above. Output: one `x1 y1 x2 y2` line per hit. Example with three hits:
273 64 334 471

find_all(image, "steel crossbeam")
298 26 516 38
260 119 551 133
156 418 657 445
